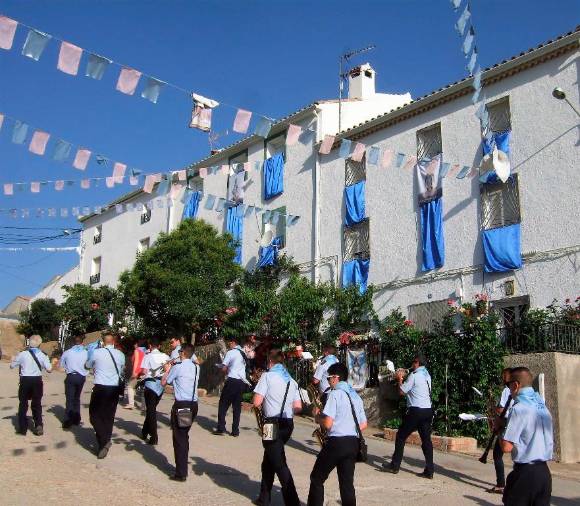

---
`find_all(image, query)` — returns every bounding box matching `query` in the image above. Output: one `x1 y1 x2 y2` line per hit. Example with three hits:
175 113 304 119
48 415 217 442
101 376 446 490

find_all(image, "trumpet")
148 358 179 377
307 384 328 447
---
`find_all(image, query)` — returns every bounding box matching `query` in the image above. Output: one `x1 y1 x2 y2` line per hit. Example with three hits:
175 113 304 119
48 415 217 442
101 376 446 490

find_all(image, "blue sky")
0 0 577 307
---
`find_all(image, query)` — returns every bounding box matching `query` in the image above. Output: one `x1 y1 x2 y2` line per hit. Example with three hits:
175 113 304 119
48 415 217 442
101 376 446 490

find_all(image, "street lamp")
552 87 580 117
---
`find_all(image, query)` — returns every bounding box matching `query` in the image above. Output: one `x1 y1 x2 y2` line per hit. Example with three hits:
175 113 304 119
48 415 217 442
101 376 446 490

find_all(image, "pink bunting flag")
54 180 65 191
426 158 439 175
221 164 229 175
469 166 479 178
31 182 40 193
29 130 50 156
381 149 394 169
170 183 181 199
73 148 91 170
112 162 126 184
57 41 82 76
199 167 207 178
0 16 18 50
3 183 13 195
351 142 366 162
286 124 302 146
319 135 335 155
105 177 115 188
233 109 252 134
129 176 139 186
177 169 187 181
143 174 156 193
402 155 418 172
80 179 90 189
116 67 142 95
449 164 461 177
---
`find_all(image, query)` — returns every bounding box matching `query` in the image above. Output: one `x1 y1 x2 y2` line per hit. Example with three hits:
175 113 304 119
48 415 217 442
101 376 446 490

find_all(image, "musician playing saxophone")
311 345 338 410
252 349 302 506
139 337 170 445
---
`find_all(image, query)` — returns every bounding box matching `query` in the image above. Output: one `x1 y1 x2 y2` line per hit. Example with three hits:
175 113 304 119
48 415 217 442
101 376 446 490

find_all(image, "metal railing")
89 273 100 285
501 323 580 355
286 357 314 389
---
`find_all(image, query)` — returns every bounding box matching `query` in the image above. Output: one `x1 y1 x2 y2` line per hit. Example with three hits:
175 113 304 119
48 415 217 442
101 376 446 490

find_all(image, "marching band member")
86 332 126 459
59 334 88 429
170 336 201 364
252 349 302 506
383 353 434 479
10 334 52 436
311 345 338 407
307 362 367 506
501 367 553 506
214 336 248 437
162 343 200 482
139 337 170 445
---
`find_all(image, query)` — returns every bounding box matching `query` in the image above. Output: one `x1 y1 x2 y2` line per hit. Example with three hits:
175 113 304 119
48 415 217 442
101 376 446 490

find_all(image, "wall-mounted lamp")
552 87 580 117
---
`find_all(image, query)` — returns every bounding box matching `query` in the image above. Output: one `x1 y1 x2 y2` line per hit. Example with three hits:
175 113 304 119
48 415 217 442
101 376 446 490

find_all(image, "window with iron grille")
189 176 204 193
492 296 529 328
345 155 366 186
264 131 286 160
262 205 287 249
140 208 152 224
417 123 442 161
481 174 521 230
485 97 511 135
408 299 449 332
343 219 370 260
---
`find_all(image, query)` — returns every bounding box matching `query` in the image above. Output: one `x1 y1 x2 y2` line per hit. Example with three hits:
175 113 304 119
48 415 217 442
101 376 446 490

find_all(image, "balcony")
93 234 102 244
89 273 100 285
140 209 152 224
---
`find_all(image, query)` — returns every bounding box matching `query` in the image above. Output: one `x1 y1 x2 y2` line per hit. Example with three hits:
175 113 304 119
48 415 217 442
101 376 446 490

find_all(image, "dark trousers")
89 385 120 451
142 387 162 441
64 373 86 425
18 376 43 432
259 418 300 506
308 436 359 506
391 407 434 474
503 462 551 506
493 436 506 487
171 400 198 478
217 378 245 434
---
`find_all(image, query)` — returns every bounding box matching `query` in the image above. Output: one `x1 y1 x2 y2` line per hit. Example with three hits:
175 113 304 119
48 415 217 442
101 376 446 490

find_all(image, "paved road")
0 362 578 505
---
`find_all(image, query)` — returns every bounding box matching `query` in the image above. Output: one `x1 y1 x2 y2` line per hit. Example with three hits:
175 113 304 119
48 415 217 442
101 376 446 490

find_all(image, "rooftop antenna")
339 44 376 132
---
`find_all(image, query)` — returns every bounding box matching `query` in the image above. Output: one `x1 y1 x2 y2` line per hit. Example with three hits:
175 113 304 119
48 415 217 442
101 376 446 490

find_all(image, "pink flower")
404 320 413 326
447 299 455 306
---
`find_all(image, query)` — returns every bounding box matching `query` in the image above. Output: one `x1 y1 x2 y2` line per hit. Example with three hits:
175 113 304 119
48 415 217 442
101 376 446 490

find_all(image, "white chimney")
348 63 376 100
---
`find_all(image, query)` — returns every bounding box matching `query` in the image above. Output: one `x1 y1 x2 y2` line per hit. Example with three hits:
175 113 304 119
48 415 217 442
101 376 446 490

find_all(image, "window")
408 299 449 332
93 225 102 244
343 219 370 260
492 296 529 328
345 155 366 186
485 97 511 135
90 257 101 285
262 206 286 249
481 174 521 230
189 176 204 193
138 237 150 254
417 123 442 161
140 207 152 224
264 131 286 160
227 150 248 204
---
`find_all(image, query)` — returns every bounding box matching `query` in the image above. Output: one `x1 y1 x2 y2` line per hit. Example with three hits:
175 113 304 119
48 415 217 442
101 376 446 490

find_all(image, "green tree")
118 219 241 340
17 298 61 339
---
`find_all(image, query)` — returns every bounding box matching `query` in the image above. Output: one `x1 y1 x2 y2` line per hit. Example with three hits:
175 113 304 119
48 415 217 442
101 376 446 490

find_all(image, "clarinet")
479 395 512 464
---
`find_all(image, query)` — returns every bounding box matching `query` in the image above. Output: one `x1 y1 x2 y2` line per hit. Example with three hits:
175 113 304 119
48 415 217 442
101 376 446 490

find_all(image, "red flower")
565 298 571 304
404 320 413 326
90 303 99 310
447 299 455 306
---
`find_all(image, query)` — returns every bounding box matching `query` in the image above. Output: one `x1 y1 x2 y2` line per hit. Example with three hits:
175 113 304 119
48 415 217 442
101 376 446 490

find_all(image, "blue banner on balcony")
257 236 282 268
264 152 284 200
420 197 445 271
226 204 244 265
342 258 370 294
482 223 522 272
344 180 366 226
182 190 201 219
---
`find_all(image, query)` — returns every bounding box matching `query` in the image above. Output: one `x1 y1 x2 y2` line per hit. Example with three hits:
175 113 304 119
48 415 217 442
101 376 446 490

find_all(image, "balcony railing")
89 273 100 285
500 323 580 355
93 234 102 244
140 210 151 224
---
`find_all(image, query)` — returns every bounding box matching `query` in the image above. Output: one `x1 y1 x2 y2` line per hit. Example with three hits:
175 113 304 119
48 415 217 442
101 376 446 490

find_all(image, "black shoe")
62 420 73 430
169 475 186 482
418 471 434 479
230 432 239 437
148 437 158 445
140 431 148 441
32 425 43 436
251 499 264 506
381 463 399 474
212 429 225 436
97 446 109 459
16 429 27 436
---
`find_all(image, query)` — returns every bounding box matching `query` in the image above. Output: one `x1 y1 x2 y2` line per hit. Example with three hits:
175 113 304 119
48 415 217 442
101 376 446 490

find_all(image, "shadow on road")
462 495 496 505
47 404 95 455
552 497 580 505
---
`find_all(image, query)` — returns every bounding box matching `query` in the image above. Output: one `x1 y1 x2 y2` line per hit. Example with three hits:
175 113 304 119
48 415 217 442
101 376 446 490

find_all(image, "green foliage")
118 219 241 340
17 298 61 339
59 284 121 336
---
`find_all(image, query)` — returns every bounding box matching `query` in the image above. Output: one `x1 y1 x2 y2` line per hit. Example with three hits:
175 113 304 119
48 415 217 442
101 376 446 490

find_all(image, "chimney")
348 63 376 100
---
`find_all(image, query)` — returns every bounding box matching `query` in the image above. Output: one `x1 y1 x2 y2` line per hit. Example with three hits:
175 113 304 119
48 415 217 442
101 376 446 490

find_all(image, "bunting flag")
455 4 471 36
440 162 451 178
4 183 13 195
53 139 72 161
339 139 352 158
129 175 139 186
367 146 380 166
29 130 50 155
22 29 51 61
12 121 28 144
105 177 115 188
73 148 91 170
116 68 142 95
30 181 40 193
86 53 111 80
199 167 208 178
0 113 4 130
112 162 126 184
319 135 335 155
141 77 164 104
467 48 478 75
351 142 366 162
451 0 462 9
254 117 273 138
395 152 406 168
54 180 65 191
57 41 82 75
233 109 252 134
143 174 156 193
402 155 418 172
473 66 482 91
80 179 90 189
177 169 187 181
462 27 475 56
189 93 220 131
381 148 394 169
0 16 18 50
456 165 472 179
285 124 302 146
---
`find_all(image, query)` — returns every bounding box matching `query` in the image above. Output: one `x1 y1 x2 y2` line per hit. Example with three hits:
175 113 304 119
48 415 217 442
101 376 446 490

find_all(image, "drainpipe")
313 109 321 284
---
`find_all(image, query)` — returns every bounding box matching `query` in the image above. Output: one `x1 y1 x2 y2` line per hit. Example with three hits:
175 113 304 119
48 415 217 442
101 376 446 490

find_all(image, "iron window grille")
345 155 366 187
343 219 370 261
89 273 100 285
485 97 511 136
417 123 443 161
140 208 152 224
408 299 449 332
93 234 101 244
481 174 521 230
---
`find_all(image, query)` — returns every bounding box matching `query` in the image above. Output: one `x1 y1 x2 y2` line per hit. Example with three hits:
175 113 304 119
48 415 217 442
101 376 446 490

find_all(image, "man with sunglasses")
308 362 367 506
501 367 553 506
382 353 434 478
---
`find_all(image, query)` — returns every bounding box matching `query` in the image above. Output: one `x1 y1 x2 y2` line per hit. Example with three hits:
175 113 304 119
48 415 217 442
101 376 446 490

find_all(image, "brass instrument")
149 358 179 377
386 368 410 383
307 384 328 446
253 404 265 436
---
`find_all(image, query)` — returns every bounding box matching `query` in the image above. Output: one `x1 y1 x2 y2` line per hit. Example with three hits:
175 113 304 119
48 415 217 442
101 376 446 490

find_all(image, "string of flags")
0 246 79 252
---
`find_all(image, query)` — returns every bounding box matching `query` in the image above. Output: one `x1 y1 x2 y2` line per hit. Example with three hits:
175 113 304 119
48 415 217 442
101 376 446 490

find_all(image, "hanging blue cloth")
226 205 244 265
482 223 522 272
263 152 284 200
344 181 366 226
182 190 201 219
257 237 282 268
420 197 445 271
483 130 511 155
342 258 370 294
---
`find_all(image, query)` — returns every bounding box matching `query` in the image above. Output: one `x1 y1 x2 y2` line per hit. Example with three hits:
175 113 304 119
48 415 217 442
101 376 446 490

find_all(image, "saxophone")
253 404 265 436
307 384 328 447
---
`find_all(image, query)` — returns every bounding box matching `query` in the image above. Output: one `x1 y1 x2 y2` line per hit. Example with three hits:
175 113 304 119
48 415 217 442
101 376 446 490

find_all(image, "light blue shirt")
323 384 367 438
223 346 247 381
11 348 52 376
313 354 339 394
59 345 89 376
254 370 301 418
170 345 198 364
141 349 170 396
504 388 554 463
401 366 432 408
166 359 200 401
86 345 126 386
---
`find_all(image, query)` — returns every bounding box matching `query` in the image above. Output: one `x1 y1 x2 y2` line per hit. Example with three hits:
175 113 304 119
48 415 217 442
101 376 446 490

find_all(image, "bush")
17 298 60 339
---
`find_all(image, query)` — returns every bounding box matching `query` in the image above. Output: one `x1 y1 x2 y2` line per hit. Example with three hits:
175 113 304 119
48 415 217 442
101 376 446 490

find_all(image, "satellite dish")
260 229 274 247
